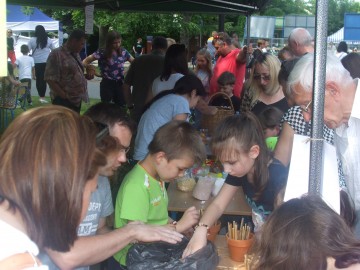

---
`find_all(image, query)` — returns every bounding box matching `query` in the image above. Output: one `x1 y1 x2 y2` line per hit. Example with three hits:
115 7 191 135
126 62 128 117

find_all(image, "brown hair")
148 120 206 166
84 102 136 135
0 106 106 251
211 112 270 200
105 30 122 59
251 195 360 270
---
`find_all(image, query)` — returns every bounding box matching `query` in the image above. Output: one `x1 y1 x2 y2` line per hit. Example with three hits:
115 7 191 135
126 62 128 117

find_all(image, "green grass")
1 96 101 134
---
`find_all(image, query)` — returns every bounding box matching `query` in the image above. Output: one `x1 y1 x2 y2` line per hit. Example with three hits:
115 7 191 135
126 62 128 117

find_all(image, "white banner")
284 134 340 214
85 2 94 35
245 16 276 39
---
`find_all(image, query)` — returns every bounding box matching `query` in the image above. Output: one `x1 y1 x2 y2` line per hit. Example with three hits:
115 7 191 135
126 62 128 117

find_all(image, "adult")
7 29 16 65
287 53 360 237
166 38 176 47
341 53 360 79
277 46 294 62
132 37 143 57
83 31 134 106
274 57 346 189
209 32 248 98
134 74 205 161
241 53 289 116
45 29 88 113
0 106 106 268
257 39 267 53
336 41 348 60
28 25 55 103
149 43 188 99
287 28 314 57
250 196 360 270
39 103 182 270
123 36 168 123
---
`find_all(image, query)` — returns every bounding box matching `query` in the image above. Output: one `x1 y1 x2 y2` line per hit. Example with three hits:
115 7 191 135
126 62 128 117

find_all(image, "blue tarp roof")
7 4 55 22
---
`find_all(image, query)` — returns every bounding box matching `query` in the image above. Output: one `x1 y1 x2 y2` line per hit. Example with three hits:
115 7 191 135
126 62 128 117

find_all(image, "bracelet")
194 223 209 231
170 221 177 231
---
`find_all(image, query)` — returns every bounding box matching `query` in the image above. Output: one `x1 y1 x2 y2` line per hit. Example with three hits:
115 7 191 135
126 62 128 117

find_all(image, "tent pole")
309 0 328 194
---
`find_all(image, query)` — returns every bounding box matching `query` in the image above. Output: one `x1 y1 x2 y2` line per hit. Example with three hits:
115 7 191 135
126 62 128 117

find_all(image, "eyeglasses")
300 100 312 113
253 74 271 81
120 146 131 154
7 31 12 34
95 122 109 144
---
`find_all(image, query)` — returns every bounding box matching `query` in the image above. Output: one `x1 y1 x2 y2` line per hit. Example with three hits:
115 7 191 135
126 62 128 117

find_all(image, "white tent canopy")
327 27 344 43
6 4 59 32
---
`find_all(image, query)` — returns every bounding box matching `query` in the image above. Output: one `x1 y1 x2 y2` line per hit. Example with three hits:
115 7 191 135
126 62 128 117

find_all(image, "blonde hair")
195 49 212 77
248 53 281 107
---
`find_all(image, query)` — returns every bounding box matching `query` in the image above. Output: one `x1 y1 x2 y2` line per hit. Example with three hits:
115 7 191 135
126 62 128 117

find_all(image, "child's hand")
182 226 208 258
176 206 199 233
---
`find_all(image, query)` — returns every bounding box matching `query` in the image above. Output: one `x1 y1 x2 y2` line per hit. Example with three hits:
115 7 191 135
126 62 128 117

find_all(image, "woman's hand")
176 206 199 233
182 226 208 258
127 221 183 244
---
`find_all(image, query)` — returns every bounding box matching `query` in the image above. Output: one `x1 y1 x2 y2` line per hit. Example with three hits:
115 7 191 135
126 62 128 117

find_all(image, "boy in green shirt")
112 121 206 268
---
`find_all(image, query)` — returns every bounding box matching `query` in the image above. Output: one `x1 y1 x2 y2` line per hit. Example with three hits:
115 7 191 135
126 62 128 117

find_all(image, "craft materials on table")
227 218 251 240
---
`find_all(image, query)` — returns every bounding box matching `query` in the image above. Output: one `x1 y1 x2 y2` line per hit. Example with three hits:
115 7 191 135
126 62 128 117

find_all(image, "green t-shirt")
113 164 169 265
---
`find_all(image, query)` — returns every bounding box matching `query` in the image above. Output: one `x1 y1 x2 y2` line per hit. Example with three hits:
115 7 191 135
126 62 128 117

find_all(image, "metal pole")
245 13 251 79
219 14 225 32
309 0 328 194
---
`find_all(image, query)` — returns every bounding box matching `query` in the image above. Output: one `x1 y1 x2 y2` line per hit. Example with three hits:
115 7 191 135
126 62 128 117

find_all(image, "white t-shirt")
151 73 184 97
28 37 55 64
16 55 35 80
0 220 48 269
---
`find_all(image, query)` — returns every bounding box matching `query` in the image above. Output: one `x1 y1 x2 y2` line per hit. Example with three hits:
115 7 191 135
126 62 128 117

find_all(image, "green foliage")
21 6 34 15
40 0 360 45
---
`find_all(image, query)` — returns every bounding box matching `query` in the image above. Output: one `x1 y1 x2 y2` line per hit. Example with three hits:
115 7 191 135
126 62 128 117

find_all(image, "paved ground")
29 76 102 100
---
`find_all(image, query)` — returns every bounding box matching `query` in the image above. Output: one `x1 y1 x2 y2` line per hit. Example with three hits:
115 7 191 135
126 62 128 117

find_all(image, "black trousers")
52 96 81 114
35 63 47 97
100 78 125 106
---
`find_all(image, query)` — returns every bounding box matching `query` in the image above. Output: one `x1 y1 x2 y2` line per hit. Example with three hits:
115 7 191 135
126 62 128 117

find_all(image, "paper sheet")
284 134 340 213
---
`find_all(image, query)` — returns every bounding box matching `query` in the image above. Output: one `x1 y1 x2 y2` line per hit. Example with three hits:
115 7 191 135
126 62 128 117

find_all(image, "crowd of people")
2 24 360 270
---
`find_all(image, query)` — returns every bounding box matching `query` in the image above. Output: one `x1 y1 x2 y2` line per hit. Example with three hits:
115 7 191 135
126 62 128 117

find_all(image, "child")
210 71 241 113
257 106 284 151
182 112 288 258
250 196 360 270
134 74 205 161
194 48 212 96
15 44 35 105
111 120 206 268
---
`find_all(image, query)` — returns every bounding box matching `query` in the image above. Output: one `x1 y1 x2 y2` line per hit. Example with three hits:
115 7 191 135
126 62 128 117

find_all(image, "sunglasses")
253 74 271 81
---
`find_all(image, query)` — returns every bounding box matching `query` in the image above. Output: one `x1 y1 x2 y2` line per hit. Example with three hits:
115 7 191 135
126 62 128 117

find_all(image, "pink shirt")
209 48 246 97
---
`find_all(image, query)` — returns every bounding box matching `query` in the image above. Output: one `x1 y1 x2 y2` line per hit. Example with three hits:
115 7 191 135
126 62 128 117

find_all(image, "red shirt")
209 48 246 97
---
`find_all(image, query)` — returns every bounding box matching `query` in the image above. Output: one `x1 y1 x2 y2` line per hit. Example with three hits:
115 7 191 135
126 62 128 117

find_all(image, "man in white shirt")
286 53 360 237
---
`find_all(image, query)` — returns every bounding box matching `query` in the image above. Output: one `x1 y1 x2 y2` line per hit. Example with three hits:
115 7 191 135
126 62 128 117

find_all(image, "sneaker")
39 98 49 104
28 102 33 106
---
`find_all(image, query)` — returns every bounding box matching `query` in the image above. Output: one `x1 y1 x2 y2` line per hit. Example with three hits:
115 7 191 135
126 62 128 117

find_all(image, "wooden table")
167 182 251 216
215 235 248 270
